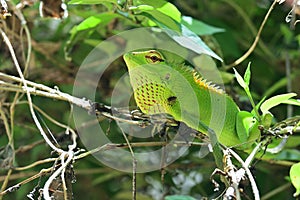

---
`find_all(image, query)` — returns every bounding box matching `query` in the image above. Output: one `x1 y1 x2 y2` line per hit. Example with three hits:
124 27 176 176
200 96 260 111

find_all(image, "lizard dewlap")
123 50 260 148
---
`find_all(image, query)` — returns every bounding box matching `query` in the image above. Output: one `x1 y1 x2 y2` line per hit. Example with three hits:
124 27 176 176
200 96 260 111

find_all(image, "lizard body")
123 50 259 148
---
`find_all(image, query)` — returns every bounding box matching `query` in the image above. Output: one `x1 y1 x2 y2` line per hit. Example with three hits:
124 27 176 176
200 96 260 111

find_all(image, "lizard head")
123 50 166 70
123 50 178 115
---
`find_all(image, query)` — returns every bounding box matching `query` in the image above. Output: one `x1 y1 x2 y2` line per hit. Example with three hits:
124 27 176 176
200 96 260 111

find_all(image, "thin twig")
261 182 291 200
0 28 63 154
0 73 176 128
32 104 75 131
43 151 74 199
6 8 32 198
132 159 137 200
0 170 12 199
0 72 92 110
2 141 206 174
74 141 205 160
0 24 78 200
120 128 136 200
228 148 260 200
0 168 52 196
0 103 11 143
225 0 278 69
222 0 275 60
13 158 57 171
286 51 293 117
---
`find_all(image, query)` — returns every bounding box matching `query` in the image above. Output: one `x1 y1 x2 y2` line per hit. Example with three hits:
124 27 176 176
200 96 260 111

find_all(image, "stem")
261 182 291 200
225 0 278 70
228 148 260 200
120 129 136 200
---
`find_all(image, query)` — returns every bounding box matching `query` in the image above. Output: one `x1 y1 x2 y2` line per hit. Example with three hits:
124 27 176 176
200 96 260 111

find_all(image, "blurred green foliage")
0 0 300 199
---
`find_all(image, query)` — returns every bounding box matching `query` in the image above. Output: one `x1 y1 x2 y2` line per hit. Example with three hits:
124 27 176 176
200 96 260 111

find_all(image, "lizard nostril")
165 73 170 80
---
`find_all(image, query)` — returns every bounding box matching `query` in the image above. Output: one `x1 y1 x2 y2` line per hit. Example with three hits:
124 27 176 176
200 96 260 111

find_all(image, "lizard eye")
145 51 164 64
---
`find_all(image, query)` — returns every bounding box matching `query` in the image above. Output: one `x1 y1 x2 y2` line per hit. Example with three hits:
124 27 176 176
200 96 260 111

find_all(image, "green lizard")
123 50 260 149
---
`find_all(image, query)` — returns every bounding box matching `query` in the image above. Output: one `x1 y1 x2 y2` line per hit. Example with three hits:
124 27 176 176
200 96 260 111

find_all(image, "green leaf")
132 0 222 61
134 0 181 22
76 13 117 31
233 63 251 90
233 68 247 89
156 2 181 22
290 162 300 197
193 54 217 71
71 12 118 33
65 12 118 60
130 5 154 11
139 11 222 61
178 24 222 60
181 16 225 35
286 136 300 148
165 195 196 200
243 62 251 86
236 111 256 142
260 93 297 114
261 112 273 128
138 0 181 19
147 1 181 22
282 99 300 107
275 149 300 161
234 67 260 118
68 0 117 4
139 10 180 31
